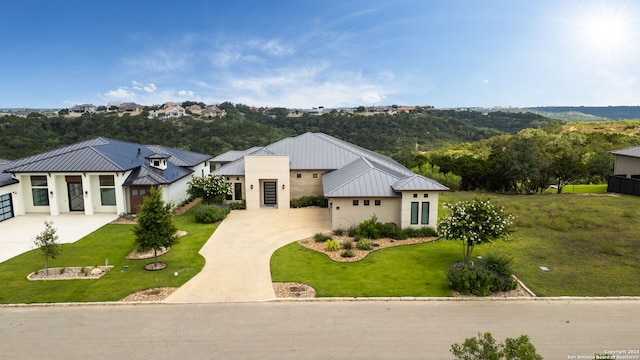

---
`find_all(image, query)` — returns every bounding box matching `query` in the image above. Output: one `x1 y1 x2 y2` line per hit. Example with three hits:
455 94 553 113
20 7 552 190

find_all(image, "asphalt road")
1 300 638 359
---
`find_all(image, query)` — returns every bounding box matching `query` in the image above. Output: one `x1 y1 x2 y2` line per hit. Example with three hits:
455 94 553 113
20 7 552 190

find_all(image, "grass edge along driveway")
0 208 217 304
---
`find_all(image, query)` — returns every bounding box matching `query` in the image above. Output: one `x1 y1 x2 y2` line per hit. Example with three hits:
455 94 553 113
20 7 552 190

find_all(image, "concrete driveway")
166 208 331 303
0 213 118 263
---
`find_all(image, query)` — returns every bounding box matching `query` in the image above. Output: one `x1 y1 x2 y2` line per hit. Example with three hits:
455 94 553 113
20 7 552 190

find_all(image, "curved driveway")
166 208 331 303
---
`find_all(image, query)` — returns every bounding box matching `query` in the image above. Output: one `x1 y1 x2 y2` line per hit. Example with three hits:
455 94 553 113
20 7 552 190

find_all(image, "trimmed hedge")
193 204 231 224
290 196 328 208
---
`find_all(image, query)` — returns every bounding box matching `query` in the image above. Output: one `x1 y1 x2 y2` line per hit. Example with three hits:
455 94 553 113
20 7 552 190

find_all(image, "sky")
1 0 640 109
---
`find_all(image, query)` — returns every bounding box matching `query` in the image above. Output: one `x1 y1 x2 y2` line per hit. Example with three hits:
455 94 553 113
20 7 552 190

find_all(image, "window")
413 193 418 198
363 200 370 206
421 202 430 224
31 176 49 206
234 183 242 200
375 200 381 206
99 175 116 206
353 200 359 206
423 193 429 198
296 173 302 178
153 160 160 167
410 202 419 224
313 173 318 178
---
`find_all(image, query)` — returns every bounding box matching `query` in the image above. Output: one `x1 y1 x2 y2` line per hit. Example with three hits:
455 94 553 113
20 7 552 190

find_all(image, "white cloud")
178 90 194 97
104 88 136 99
123 49 187 73
361 92 383 104
143 83 157 93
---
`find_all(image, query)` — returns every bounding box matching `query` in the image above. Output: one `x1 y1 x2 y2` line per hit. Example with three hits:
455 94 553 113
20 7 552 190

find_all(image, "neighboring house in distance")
68 104 96 117
118 102 144 117
187 104 203 115
1 138 212 218
202 105 226 118
149 103 187 119
211 132 448 230
608 146 640 196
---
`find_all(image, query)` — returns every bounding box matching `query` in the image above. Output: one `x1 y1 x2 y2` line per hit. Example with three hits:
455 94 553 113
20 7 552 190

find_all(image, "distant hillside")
433 109 563 134
528 106 640 121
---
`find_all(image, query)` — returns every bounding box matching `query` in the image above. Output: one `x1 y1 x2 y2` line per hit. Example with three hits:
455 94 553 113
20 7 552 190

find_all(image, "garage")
0 193 13 222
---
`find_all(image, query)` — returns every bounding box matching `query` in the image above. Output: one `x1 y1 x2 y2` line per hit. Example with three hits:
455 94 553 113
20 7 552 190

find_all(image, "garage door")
0 193 13 222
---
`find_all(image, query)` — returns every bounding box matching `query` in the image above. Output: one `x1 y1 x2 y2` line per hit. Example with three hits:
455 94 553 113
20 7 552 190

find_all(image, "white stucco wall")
613 155 640 177
399 191 440 229
328 197 401 230
244 155 290 209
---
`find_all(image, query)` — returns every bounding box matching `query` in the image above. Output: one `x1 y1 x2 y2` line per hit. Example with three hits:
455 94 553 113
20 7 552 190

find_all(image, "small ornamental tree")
132 186 178 269
438 198 514 262
33 221 61 272
187 175 232 205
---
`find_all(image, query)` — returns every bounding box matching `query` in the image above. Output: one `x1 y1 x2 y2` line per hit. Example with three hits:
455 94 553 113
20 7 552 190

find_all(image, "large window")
31 176 49 206
100 175 116 206
421 202 430 224
410 202 419 224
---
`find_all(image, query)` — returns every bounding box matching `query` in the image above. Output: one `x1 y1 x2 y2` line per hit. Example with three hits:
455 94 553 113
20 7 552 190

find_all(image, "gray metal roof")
213 132 448 197
3 137 209 186
211 146 263 163
392 174 450 191
611 146 640 158
0 162 19 188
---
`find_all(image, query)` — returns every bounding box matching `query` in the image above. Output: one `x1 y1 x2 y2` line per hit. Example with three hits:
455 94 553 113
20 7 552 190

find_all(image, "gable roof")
0 161 19 188
213 132 448 196
3 137 212 186
611 146 640 158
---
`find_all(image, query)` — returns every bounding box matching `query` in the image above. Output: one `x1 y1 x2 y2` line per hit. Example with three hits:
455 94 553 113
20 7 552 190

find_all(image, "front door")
129 186 151 213
67 182 84 211
263 181 277 206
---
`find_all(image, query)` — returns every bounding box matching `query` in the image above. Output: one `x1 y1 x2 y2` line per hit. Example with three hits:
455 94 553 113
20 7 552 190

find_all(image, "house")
202 105 226 118
211 132 448 230
68 104 96 117
608 146 640 196
0 159 19 223
118 102 144 117
0 138 212 218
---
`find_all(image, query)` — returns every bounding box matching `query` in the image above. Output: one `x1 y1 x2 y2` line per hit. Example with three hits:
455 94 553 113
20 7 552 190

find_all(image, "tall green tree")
132 186 178 269
33 221 61 272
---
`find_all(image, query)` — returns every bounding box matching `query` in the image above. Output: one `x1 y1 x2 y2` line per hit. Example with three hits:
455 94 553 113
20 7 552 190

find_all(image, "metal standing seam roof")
2 137 211 186
211 146 263 163
212 132 449 197
611 146 640 158
0 162 19 188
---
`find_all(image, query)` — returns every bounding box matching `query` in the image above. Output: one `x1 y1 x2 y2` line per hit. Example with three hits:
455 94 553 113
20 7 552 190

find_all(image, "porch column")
47 174 60 216
82 174 94 215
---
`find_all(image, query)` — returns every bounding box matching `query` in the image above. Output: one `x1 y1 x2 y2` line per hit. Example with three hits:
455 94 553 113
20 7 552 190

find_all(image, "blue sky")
1 0 639 108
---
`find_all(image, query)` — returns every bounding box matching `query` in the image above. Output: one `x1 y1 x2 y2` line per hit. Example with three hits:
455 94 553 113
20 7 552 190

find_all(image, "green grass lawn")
272 191 640 297
0 209 216 304
543 184 608 194
271 240 461 297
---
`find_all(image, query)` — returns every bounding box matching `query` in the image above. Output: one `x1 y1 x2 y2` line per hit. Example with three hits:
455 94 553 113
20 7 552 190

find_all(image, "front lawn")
0 209 216 304
272 191 640 297
271 240 461 297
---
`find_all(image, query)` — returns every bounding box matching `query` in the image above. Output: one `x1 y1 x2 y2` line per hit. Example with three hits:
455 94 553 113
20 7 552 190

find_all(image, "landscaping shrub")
357 238 374 250
480 252 514 277
341 250 355 258
314 233 332 243
382 222 407 240
355 216 408 240
446 262 516 296
290 196 328 208
333 228 345 236
228 201 246 210
193 204 231 224
324 239 340 251
403 226 437 238
342 240 353 250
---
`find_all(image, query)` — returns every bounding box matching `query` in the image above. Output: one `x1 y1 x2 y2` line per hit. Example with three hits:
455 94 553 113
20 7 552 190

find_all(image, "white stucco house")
211 132 449 230
0 138 212 221
608 145 640 196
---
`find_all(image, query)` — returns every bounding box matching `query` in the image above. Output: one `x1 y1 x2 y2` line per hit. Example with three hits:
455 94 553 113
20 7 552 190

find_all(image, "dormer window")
146 153 170 170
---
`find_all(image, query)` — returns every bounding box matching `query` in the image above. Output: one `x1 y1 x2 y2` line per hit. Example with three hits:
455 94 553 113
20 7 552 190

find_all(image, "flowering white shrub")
187 175 232 204
438 198 515 262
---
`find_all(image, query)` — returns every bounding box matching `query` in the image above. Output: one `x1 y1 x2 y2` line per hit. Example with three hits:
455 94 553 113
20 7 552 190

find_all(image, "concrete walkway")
166 208 331 303
0 213 118 263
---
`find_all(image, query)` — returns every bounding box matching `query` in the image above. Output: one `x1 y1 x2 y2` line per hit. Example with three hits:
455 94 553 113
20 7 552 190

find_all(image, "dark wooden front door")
129 186 151 213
